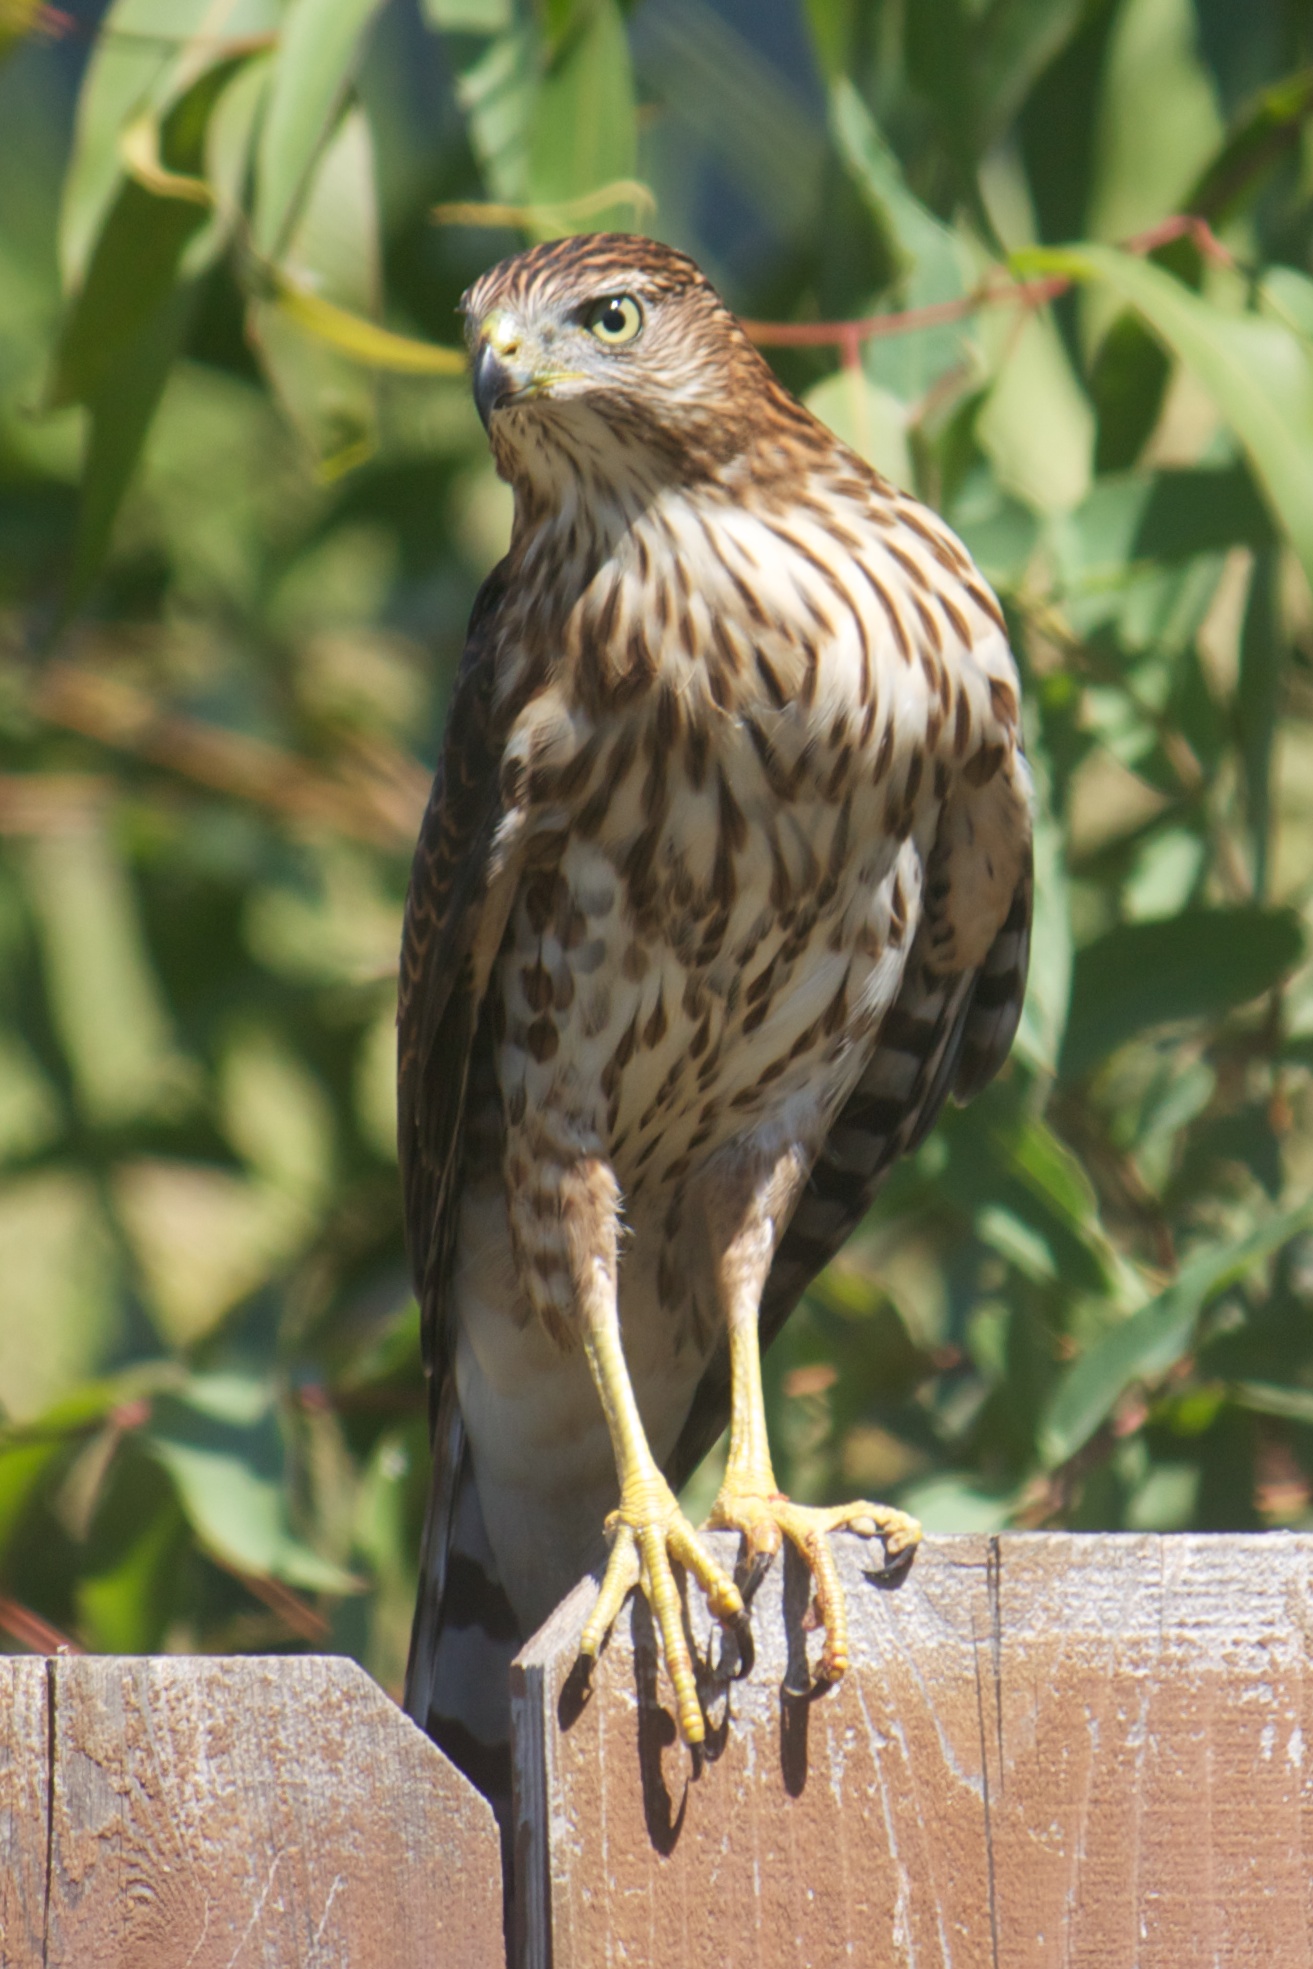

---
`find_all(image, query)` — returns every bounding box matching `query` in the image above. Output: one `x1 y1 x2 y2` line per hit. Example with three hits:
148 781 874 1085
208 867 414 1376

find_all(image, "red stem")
742 215 1235 354
0 1597 82 1656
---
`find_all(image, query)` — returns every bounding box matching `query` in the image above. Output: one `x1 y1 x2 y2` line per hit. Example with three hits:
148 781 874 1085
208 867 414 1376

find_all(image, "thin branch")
31 662 428 852
0 1597 82 1656
207 1560 334 1645
741 216 1234 355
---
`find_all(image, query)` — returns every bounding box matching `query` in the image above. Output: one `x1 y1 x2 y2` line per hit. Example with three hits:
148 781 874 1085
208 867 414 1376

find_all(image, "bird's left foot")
705 1489 921 1682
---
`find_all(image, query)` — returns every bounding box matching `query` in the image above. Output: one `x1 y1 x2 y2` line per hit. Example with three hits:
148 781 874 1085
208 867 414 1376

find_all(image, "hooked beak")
470 308 585 433
473 340 515 432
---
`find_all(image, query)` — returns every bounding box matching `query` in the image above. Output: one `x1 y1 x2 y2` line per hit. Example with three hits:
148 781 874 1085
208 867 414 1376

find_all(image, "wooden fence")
4 1533 1312 1966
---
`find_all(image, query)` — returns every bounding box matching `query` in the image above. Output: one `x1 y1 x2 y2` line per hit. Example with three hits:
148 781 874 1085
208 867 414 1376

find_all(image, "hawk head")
461 234 777 489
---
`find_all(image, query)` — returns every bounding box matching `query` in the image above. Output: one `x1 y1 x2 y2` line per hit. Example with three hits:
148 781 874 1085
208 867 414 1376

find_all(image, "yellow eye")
586 295 643 345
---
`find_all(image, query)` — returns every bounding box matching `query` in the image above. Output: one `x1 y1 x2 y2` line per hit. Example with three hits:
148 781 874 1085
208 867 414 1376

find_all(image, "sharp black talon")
729 1609 755 1681
867 1542 917 1587
736 1546 776 1608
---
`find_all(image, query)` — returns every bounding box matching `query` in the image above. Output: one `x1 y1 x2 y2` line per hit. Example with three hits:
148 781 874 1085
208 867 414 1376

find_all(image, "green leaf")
69 282 199 603
903 0 1088 179
526 0 636 225
0 1444 60 1570
422 0 511 27
1232 1380 1313 1427
898 1473 1022 1534
974 0 1090 141
269 273 465 374
932 1097 1122 1302
805 369 913 489
624 0 824 238
251 105 382 470
1189 70 1313 226
1089 311 1171 472
77 1465 185 1654
1133 463 1274 562
0 1179 125 1423
904 0 977 179
1040 1201 1313 1466
181 52 272 278
22 817 193 1121
60 0 281 291
977 304 1095 515
1237 551 1281 900
1013 761 1071 1076
1086 0 1222 245
50 47 259 598
0 0 49 66
802 0 855 80
455 25 537 203
829 79 972 404
145 1381 358 1592
49 179 205 410
1061 906 1305 1078
253 0 388 258
1013 243 1313 593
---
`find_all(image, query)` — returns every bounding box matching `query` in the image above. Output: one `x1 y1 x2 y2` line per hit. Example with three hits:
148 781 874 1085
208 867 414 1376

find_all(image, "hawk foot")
579 1478 744 1745
705 1491 921 1683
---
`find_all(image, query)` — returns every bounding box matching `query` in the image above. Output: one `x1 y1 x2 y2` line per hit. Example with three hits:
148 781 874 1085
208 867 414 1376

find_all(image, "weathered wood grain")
0 1656 49 1969
510 1531 1313 1969
2 1654 503 1969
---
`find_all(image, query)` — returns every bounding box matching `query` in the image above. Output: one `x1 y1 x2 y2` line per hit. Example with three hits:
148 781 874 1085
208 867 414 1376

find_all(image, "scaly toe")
580 1523 640 1658
707 1489 921 1687
578 1490 745 1744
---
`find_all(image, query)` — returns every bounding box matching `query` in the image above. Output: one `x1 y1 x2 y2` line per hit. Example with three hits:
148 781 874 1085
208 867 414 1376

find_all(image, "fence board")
0 1658 49 1968
2 1653 503 1969
510 1530 1313 1969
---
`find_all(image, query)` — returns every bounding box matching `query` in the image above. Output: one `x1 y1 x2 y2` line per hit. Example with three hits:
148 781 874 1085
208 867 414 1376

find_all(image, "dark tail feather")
404 1380 523 1846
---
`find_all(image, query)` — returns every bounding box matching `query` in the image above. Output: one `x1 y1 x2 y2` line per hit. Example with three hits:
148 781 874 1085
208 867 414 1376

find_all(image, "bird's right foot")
579 1472 745 1745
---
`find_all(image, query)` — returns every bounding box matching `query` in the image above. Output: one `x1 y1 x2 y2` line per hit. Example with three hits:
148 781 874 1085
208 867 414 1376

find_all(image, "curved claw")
579 1494 745 1746
709 1490 922 1687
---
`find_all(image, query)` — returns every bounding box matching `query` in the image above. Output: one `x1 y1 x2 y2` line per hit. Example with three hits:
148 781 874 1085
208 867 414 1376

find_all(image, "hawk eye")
586 295 643 346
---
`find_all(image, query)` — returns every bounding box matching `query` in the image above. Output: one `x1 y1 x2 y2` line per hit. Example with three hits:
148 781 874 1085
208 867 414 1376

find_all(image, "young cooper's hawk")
400 234 1032 1812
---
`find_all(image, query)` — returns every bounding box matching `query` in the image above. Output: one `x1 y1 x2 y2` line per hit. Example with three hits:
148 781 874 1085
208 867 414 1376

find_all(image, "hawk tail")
404 1381 522 1839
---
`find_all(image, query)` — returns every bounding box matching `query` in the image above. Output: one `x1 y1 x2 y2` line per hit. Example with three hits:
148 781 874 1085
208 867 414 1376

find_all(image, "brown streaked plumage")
400 234 1032 1830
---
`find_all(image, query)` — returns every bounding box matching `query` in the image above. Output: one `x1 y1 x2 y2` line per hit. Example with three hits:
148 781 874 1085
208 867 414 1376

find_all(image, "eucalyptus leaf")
49 180 206 410
829 79 972 403
805 368 913 489
455 26 537 203
1238 551 1280 899
1062 906 1304 1077
251 105 381 468
422 0 511 26
526 0 636 225
1086 0 1222 245
145 1391 358 1592
1014 243 1313 592
59 0 282 289
1040 1201 1313 1466
254 0 388 257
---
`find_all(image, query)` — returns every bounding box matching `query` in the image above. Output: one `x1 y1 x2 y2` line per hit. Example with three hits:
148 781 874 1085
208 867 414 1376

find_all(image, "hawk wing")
398 561 523 1710
398 558 514 1368
665 762 1033 1494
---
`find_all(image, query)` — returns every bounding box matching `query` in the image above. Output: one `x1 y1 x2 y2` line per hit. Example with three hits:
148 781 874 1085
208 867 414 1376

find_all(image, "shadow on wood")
0 1654 503 1968
510 1530 1313 1968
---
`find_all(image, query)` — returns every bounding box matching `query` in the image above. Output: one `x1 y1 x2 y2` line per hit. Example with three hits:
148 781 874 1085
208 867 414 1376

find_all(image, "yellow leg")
703 1155 921 1683
565 1164 743 1744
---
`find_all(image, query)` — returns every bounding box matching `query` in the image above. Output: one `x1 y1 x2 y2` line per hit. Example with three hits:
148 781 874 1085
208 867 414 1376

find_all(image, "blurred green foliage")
3 0 1313 1687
